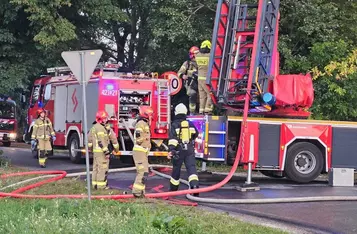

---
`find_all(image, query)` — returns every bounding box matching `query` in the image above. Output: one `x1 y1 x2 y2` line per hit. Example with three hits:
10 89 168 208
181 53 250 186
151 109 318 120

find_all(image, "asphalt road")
0 144 126 172
2 145 357 234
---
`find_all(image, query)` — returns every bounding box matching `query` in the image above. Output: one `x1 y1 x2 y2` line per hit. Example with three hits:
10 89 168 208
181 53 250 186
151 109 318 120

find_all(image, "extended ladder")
157 80 170 128
207 0 280 110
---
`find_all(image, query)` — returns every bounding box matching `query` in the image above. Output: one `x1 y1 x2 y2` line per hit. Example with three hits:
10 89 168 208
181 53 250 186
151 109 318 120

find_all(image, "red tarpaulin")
273 74 314 108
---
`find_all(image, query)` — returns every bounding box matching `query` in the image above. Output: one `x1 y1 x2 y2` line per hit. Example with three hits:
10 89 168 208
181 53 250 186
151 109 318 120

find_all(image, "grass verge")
0 162 286 234
0 199 287 234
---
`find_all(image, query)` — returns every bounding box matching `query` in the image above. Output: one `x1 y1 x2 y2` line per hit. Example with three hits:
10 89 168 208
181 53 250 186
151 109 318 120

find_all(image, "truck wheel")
260 170 285 178
68 133 82 164
285 142 323 183
3 142 11 147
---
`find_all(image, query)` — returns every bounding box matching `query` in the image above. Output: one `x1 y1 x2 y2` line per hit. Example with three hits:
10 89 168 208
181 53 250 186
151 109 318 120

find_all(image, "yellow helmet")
200 40 211 49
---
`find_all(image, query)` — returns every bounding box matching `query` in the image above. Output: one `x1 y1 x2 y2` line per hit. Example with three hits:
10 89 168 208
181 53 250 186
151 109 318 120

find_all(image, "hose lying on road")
151 168 357 204
2 163 357 203
0 165 170 192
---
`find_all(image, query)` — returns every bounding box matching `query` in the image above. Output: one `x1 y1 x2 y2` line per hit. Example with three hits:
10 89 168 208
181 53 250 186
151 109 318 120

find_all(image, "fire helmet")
37 108 46 117
189 46 199 59
174 103 188 115
200 40 211 50
139 106 154 119
96 110 109 124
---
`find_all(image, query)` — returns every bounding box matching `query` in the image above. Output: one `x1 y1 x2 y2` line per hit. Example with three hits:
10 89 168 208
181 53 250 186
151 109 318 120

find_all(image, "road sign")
61 49 103 201
61 50 103 85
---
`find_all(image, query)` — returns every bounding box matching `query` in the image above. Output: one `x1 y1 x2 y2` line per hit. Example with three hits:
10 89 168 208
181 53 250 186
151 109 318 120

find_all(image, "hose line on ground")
150 168 357 204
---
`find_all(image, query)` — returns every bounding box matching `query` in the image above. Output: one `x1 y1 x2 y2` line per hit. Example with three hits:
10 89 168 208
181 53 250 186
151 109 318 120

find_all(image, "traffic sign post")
61 49 103 201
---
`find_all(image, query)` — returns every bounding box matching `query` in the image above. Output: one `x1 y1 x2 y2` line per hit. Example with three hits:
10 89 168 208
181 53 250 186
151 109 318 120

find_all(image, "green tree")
311 45 357 120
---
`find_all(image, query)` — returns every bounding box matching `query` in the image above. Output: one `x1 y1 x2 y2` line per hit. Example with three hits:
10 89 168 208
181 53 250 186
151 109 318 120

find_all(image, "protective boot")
169 182 179 192
39 150 46 168
190 185 199 197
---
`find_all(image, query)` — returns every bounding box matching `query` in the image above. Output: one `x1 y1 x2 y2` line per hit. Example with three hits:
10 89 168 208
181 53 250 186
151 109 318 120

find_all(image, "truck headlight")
9 133 16 139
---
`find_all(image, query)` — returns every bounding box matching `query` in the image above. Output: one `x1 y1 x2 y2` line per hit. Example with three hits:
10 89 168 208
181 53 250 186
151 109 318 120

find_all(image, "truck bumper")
0 132 16 143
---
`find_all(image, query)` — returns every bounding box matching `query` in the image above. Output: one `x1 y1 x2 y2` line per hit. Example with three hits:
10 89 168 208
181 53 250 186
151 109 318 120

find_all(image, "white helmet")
174 103 188 115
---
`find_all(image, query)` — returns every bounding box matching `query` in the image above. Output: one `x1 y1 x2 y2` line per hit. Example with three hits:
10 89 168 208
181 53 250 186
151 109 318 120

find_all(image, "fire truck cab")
0 96 17 147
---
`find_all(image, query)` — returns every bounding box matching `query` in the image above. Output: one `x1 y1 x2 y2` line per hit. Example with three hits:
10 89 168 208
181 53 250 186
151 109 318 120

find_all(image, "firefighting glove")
171 150 180 160
104 150 110 156
31 140 37 150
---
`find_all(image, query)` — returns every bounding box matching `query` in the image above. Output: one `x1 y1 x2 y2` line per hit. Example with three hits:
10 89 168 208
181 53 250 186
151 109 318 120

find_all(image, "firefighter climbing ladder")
207 0 280 109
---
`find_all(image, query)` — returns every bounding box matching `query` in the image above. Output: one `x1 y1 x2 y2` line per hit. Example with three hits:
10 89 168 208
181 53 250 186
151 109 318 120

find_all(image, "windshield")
0 119 15 131
0 101 16 119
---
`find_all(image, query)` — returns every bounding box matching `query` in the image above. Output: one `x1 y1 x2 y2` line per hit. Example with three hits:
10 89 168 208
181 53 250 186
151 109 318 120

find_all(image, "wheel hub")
294 151 316 174
297 157 307 167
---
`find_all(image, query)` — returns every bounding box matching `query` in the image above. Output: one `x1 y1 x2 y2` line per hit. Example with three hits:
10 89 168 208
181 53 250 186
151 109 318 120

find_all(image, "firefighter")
31 108 56 168
132 105 153 197
177 46 199 115
196 40 213 115
87 110 117 189
167 103 199 196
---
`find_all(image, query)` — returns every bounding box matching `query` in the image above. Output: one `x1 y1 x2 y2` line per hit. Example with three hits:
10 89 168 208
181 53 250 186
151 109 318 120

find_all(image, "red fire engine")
24 64 175 163
187 0 357 184
0 95 17 147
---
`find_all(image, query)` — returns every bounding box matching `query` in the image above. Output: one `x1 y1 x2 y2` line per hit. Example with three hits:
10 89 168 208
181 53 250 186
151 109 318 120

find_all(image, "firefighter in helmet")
87 110 118 189
177 46 200 115
196 40 213 114
167 103 199 196
31 108 56 168
132 105 153 197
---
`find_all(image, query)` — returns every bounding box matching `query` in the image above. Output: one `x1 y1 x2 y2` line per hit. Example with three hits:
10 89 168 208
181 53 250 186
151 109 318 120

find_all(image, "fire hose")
2 162 357 203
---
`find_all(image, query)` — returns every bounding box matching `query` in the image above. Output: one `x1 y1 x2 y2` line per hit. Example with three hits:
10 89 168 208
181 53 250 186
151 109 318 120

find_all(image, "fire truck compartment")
257 124 280 168
331 127 357 169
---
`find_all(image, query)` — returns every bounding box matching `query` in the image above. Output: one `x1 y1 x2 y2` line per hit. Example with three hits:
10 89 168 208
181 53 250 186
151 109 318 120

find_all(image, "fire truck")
23 64 175 163
0 95 17 147
187 0 357 184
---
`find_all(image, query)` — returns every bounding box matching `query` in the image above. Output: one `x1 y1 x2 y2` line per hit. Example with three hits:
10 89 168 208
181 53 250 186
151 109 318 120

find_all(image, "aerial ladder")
206 0 311 118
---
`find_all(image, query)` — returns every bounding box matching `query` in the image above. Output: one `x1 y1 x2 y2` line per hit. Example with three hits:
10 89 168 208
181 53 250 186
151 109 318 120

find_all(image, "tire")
284 142 323 183
68 133 82 164
260 170 285 178
3 142 11 147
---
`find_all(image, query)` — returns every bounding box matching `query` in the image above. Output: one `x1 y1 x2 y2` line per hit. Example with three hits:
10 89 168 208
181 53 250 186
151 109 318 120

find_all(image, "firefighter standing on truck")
196 40 213 115
178 46 200 115
31 108 56 168
167 103 199 196
132 106 153 198
87 110 119 189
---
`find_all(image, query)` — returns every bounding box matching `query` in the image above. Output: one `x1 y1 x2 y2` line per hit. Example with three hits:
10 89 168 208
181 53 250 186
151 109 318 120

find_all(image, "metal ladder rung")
208 144 226 148
209 131 226 134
